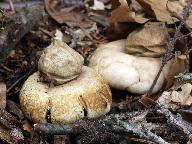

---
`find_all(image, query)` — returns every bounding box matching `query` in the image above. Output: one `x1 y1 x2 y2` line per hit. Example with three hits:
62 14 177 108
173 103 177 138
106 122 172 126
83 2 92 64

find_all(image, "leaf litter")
0 0 192 143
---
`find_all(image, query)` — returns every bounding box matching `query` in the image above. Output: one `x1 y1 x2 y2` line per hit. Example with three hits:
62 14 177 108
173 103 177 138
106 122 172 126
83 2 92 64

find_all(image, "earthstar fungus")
19 30 112 124
89 22 186 94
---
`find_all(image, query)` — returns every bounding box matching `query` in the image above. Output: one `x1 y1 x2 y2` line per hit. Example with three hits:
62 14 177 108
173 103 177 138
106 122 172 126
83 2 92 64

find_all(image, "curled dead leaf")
157 83 192 111
125 22 168 57
109 0 148 23
44 0 93 28
110 0 192 28
136 0 192 27
139 94 156 107
166 52 187 88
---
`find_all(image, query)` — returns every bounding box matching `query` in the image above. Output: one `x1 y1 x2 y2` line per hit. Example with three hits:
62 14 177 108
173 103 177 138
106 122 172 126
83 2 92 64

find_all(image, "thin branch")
157 104 192 140
148 64 165 95
148 0 192 95
34 112 169 144
8 0 15 13
113 118 169 144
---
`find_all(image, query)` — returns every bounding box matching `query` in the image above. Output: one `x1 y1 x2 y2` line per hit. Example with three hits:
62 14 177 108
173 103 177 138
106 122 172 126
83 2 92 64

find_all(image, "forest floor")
0 0 192 144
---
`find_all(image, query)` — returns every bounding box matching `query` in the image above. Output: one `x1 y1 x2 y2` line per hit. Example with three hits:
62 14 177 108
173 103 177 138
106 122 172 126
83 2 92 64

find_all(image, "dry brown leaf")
106 23 136 40
125 22 168 57
157 83 192 111
166 52 186 88
0 124 15 144
109 0 148 23
136 0 192 27
139 94 156 107
0 110 19 129
44 0 93 28
0 82 6 110
22 119 33 134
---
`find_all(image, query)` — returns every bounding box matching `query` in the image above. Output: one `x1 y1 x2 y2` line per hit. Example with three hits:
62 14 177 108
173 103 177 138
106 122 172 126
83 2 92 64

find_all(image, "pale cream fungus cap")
89 22 185 94
19 30 112 124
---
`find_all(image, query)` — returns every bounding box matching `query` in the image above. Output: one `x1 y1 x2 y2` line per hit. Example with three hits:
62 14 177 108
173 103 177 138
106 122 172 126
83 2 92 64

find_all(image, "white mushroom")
19 30 112 124
89 23 185 94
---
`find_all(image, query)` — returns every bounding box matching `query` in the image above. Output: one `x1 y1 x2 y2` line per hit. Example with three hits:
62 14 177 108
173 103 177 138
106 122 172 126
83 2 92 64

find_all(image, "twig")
34 112 169 144
8 0 15 13
148 0 192 95
177 109 192 115
148 64 165 95
0 63 13 72
34 112 140 136
114 110 148 122
39 27 54 37
110 116 169 144
7 74 26 93
34 123 84 136
174 31 192 41
7 63 37 93
157 104 192 140
166 2 192 36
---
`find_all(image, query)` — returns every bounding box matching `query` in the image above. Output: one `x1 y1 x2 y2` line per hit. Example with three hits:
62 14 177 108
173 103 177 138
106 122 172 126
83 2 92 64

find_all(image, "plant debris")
0 0 192 143
0 82 6 109
157 83 192 111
